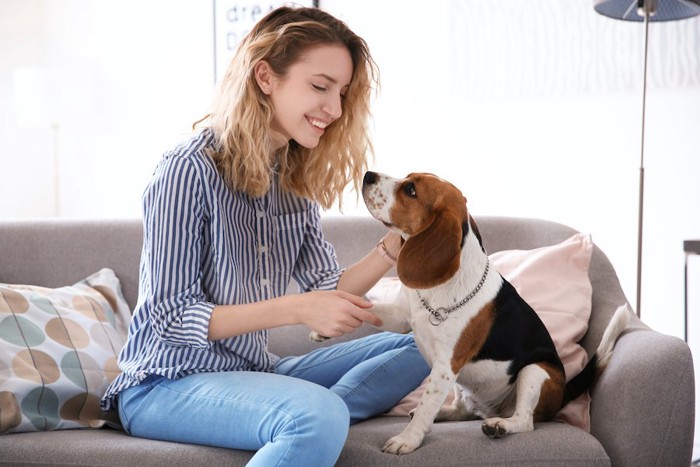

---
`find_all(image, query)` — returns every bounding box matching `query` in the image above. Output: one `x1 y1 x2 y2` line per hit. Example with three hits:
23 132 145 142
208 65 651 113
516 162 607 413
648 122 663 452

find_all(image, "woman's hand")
293 290 382 338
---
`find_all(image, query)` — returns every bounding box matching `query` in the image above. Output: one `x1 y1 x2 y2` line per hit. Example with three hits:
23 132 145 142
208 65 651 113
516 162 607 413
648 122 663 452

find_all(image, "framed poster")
213 0 318 83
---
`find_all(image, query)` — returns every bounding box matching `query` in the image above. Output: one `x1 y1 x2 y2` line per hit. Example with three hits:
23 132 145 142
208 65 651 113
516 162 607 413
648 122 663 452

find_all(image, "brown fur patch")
450 302 496 374
398 210 464 289
392 173 469 289
533 362 566 422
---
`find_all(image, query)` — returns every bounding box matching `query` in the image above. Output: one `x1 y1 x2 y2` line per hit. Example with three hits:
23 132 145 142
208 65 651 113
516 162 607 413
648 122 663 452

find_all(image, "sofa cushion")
377 233 594 431
0 268 130 433
0 418 610 467
340 417 609 466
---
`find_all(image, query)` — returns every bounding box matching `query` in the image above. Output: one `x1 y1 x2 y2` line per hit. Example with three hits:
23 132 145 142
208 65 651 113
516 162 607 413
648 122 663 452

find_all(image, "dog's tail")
562 304 631 406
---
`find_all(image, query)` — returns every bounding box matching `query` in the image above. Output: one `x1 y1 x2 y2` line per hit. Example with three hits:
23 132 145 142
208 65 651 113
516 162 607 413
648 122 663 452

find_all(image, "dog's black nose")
363 171 377 187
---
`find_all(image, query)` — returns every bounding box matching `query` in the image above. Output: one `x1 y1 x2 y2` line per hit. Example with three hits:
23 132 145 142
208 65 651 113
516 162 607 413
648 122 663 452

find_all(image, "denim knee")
300 387 350 437
275 386 349 466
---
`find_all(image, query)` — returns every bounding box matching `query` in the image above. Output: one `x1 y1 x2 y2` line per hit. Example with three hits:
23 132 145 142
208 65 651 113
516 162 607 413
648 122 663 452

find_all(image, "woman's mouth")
307 116 330 134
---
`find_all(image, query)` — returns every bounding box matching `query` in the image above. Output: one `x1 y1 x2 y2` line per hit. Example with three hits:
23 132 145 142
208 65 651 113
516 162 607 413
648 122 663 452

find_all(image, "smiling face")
266 44 353 149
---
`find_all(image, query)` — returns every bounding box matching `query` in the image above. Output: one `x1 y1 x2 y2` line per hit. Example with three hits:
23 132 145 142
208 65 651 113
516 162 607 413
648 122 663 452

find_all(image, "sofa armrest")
590 324 694 467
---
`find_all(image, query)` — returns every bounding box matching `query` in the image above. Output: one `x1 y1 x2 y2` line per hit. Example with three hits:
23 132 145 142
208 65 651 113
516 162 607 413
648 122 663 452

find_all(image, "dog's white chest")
406 266 503 367
408 292 477 367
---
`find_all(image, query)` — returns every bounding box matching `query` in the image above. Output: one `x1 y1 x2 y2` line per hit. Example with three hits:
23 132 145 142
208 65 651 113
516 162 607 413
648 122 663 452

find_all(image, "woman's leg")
276 332 430 424
118 372 349 467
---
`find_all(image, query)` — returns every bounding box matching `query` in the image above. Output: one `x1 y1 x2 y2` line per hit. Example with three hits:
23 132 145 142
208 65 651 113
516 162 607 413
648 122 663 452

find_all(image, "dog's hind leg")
433 385 480 422
482 363 563 438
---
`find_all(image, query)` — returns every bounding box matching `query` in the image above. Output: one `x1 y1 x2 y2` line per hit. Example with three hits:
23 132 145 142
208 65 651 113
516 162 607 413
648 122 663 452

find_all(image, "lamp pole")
635 0 653 318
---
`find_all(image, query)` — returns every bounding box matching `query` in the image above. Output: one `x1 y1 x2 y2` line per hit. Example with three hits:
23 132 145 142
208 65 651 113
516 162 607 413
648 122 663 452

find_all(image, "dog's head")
362 171 482 289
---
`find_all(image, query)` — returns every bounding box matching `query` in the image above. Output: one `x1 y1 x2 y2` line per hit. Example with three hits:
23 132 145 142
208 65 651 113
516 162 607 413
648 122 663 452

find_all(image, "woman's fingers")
303 290 382 335
332 290 382 327
351 306 382 327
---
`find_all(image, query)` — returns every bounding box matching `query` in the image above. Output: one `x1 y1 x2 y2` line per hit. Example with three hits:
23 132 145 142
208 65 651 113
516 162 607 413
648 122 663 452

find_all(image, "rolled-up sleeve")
141 154 214 349
292 206 344 292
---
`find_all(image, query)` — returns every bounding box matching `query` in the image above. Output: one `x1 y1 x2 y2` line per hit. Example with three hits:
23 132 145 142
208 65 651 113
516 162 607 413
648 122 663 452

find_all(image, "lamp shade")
594 0 700 21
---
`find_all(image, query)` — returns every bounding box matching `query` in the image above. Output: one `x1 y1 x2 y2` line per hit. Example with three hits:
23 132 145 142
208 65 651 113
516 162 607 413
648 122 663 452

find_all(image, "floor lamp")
593 0 700 318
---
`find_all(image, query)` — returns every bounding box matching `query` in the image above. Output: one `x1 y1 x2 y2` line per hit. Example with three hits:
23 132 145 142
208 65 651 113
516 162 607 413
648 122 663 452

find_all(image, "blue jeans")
117 332 429 467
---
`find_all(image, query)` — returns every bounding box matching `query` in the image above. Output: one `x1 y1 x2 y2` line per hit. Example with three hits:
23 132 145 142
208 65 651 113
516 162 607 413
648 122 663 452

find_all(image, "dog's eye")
403 182 417 198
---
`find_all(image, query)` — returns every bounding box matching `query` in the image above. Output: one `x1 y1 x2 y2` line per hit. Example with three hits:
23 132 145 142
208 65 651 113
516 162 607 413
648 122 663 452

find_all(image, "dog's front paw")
308 331 329 342
382 432 423 455
482 418 508 438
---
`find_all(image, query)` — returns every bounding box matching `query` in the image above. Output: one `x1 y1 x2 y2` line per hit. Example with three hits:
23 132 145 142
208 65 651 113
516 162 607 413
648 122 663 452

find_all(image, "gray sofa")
0 216 694 467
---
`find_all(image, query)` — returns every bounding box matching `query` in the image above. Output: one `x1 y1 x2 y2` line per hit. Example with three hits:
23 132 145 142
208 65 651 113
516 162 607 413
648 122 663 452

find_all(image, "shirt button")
256 210 264 218
260 278 269 286
259 245 267 254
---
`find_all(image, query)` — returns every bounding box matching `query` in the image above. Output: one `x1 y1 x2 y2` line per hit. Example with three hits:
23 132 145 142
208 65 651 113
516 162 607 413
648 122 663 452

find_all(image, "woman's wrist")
376 233 401 266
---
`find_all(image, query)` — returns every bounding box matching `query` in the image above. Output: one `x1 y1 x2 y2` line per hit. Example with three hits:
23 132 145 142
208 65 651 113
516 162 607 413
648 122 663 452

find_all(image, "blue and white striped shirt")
101 129 343 412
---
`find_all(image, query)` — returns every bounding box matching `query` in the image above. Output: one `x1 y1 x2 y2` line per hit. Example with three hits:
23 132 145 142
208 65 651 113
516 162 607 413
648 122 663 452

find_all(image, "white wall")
2 0 700 340
1 0 213 218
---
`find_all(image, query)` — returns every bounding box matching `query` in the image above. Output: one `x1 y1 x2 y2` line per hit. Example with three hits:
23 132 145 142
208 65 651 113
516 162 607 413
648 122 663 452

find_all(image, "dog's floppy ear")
397 209 463 289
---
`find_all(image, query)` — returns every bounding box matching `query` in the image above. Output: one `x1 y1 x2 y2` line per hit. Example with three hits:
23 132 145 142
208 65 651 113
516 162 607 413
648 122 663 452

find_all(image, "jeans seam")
273 415 298 467
154 383 301 436
117 396 131 434
153 383 298 420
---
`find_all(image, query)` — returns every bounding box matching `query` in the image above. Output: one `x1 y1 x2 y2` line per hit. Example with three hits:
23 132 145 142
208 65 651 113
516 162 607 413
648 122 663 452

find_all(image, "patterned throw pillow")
0 268 130 433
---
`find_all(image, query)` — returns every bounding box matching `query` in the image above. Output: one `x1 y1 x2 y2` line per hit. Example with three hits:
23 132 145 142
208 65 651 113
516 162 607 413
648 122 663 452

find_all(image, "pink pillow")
373 233 594 432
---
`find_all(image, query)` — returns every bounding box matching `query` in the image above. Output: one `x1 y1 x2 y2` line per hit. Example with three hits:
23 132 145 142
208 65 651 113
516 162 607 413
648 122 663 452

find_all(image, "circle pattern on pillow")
0 268 130 433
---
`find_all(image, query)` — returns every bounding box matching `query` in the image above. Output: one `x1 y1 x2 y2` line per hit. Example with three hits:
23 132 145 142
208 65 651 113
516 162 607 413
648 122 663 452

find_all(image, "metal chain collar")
416 259 491 326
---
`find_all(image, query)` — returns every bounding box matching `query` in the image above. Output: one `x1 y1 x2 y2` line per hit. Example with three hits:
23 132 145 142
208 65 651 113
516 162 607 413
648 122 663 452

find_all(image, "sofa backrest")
0 218 144 310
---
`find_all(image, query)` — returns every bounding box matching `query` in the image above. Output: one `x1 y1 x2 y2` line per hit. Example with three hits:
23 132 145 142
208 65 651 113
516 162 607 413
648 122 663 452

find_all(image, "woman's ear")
254 61 273 95
397 210 463 289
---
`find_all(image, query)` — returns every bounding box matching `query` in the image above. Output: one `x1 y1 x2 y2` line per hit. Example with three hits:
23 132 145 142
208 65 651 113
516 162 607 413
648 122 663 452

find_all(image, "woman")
101 6 429 466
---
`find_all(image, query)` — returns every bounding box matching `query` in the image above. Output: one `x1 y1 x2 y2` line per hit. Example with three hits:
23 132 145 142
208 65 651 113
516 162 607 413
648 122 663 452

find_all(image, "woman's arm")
336 231 402 297
208 289 380 341
142 154 217 349
208 210 402 342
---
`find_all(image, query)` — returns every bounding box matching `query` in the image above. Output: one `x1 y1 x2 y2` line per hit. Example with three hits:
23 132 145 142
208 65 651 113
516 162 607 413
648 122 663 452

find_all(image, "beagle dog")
351 171 629 455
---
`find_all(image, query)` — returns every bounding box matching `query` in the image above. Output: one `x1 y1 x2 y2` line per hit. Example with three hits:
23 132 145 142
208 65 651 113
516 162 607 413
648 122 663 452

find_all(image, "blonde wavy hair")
200 6 379 209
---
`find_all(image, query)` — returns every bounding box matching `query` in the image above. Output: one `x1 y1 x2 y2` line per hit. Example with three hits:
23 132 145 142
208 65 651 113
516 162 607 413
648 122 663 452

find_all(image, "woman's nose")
322 93 342 119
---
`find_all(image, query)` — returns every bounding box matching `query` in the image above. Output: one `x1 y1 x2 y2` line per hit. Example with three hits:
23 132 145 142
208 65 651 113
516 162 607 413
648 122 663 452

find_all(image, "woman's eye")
403 182 417 198
312 84 327 92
